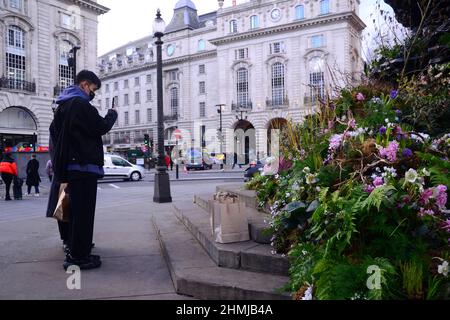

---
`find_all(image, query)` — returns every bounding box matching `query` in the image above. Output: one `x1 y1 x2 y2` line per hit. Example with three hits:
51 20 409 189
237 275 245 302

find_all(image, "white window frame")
271 62 285 105
124 111 129 126
198 39 206 51
230 20 238 33
199 81 206 94
250 15 259 29
311 35 324 48
295 5 305 20
135 110 140 125
147 109 152 123
134 91 140 104
236 68 249 108
199 64 206 74
320 0 330 15
199 102 206 118
146 89 152 102
170 87 179 116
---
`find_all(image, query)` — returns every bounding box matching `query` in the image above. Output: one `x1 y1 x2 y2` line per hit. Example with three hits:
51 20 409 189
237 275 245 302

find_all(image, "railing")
231 101 253 111
266 97 289 108
163 114 179 121
0 77 36 93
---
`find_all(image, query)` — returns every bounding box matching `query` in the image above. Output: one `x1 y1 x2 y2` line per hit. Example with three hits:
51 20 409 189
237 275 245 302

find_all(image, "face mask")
89 90 96 101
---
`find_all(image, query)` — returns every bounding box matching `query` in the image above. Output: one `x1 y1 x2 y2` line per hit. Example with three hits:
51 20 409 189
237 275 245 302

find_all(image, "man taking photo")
49 70 117 270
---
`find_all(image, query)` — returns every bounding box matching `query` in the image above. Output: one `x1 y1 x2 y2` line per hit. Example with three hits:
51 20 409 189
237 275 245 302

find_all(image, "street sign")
173 129 182 140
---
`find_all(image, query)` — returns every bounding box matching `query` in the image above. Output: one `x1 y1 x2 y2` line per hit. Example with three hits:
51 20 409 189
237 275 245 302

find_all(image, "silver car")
103 154 145 181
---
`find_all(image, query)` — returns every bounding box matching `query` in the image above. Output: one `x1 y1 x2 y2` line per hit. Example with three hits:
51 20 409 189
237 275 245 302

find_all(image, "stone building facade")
0 0 108 151
97 0 365 164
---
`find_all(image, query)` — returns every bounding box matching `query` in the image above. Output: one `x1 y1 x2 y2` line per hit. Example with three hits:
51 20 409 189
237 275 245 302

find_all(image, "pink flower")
348 119 356 129
419 208 435 217
373 176 384 187
356 92 365 101
435 185 448 209
420 188 434 205
364 184 375 194
379 140 399 162
442 220 450 233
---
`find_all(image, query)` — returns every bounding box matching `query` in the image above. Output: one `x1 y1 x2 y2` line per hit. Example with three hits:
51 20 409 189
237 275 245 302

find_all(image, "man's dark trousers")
67 171 98 258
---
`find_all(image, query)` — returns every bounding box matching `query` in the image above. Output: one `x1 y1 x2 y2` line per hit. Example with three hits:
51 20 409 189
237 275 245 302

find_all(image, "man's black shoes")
63 254 102 270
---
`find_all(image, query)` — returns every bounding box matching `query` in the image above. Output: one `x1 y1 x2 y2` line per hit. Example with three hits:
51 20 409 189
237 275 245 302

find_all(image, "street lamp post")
68 46 81 82
216 104 225 169
153 9 172 203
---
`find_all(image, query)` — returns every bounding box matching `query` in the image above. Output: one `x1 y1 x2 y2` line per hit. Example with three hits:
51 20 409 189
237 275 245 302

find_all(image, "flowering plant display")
247 78 450 299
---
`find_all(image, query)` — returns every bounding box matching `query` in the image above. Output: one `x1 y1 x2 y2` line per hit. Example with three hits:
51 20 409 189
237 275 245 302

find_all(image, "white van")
103 154 145 181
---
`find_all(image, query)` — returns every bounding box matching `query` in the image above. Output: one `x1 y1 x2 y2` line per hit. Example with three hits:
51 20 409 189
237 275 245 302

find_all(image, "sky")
97 0 397 57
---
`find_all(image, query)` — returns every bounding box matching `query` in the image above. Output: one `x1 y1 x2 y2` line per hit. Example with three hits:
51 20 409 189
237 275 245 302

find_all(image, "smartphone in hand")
112 96 118 109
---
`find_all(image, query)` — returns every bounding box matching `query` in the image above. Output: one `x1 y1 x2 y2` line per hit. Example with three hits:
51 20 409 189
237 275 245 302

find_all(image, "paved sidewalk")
0 180 237 299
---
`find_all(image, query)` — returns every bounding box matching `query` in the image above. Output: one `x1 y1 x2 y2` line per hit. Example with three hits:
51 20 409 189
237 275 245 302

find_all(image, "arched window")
236 68 249 108
295 5 305 19
309 57 325 101
170 87 179 116
6 26 26 89
272 62 285 106
250 15 259 29
59 40 74 90
230 20 238 33
320 0 330 15
198 39 206 51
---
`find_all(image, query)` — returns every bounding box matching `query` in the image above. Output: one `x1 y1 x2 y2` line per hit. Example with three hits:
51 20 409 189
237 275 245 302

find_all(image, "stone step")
173 200 289 276
194 193 271 244
152 208 290 300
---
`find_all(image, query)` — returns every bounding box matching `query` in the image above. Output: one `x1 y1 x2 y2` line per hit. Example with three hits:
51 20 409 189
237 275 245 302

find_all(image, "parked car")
185 149 213 171
103 154 145 181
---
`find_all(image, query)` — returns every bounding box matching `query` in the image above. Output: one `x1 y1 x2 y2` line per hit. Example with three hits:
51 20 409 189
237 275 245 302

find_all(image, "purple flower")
420 188 434 205
373 176 384 187
356 92 365 101
442 220 450 233
348 119 356 129
379 140 399 162
402 148 413 158
395 109 402 115
419 208 435 216
435 185 448 209
329 134 344 152
364 184 375 194
390 90 398 99
379 126 387 135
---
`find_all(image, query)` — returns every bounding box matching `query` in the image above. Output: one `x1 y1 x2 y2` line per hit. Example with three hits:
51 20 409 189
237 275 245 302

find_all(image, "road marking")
109 184 120 189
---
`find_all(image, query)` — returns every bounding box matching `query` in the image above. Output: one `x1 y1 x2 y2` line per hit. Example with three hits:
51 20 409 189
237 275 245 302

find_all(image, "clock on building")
167 44 175 56
270 8 281 21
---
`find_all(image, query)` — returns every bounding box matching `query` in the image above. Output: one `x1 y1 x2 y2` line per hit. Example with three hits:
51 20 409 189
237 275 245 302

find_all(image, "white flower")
305 173 317 185
301 285 313 300
286 193 291 197
316 186 321 192
275 174 280 179
302 167 311 174
422 168 430 177
385 118 389 123
292 182 301 191
301 250 308 256
405 168 418 184
438 261 448 277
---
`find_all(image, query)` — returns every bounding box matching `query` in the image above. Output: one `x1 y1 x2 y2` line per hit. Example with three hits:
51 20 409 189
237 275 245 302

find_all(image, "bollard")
176 164 179 179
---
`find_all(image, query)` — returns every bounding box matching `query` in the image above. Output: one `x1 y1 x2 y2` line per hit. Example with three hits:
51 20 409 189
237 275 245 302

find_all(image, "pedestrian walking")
165 153 171 170
26 154 41 196
48 70 117 270
46 159 53 182
0 151 18 201
232 152 242 169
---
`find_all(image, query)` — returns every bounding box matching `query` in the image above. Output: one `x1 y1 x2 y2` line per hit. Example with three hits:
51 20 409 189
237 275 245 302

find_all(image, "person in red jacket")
165 153 171 169
0 152 18 201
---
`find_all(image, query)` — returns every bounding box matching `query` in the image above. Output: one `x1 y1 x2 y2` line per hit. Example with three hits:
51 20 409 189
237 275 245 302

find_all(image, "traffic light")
144 134 150 146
